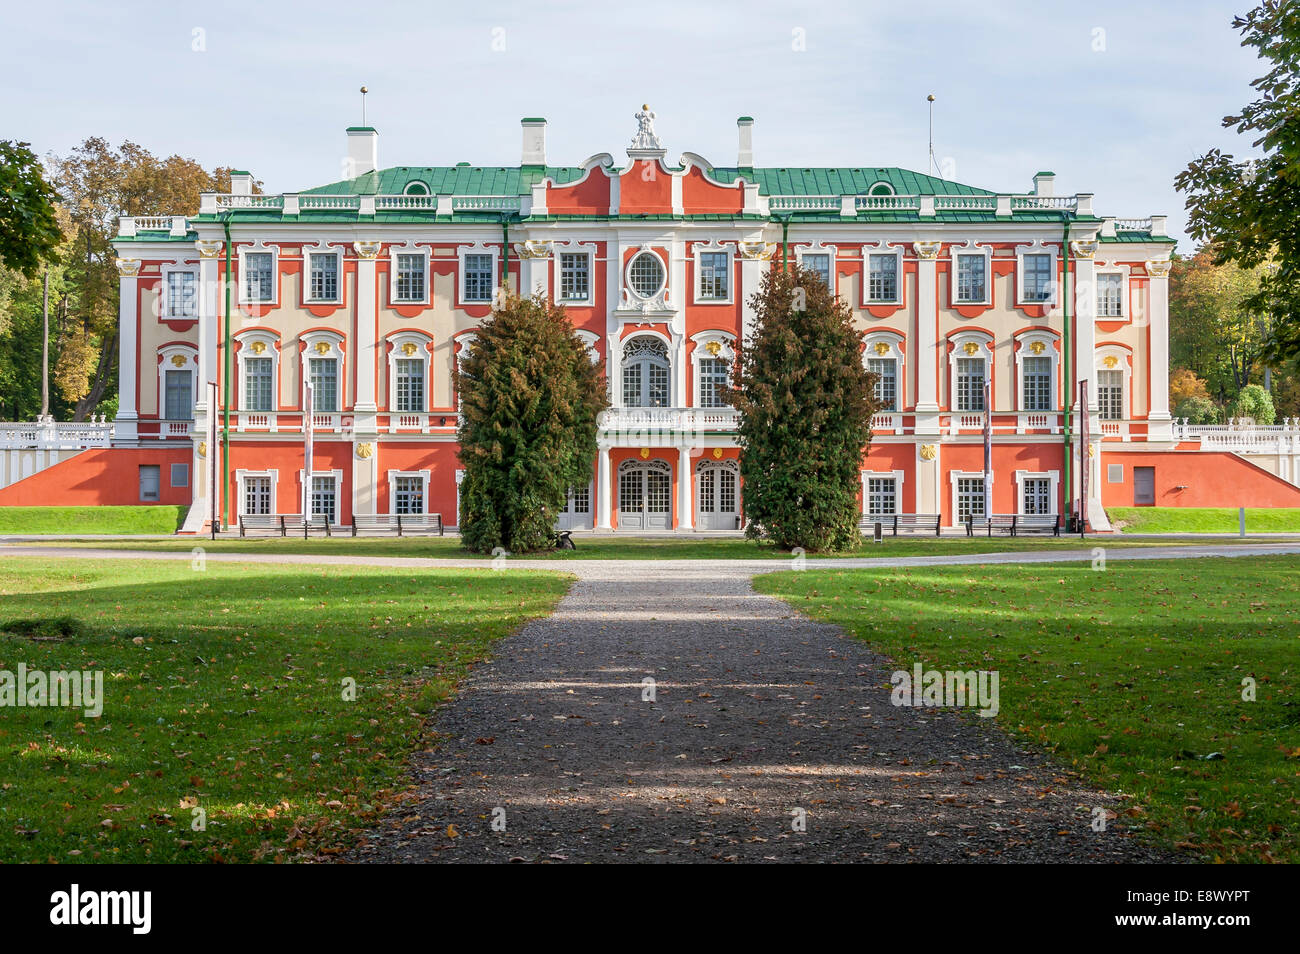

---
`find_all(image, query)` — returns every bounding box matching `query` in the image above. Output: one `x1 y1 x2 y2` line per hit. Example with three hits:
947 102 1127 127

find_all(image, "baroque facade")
102 107 1194 532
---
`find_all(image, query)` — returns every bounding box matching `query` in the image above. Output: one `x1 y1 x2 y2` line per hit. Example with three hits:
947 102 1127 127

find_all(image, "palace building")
6 106 1300 530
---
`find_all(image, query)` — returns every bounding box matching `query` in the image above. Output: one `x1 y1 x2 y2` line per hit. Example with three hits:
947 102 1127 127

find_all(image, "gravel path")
350 563 1175 863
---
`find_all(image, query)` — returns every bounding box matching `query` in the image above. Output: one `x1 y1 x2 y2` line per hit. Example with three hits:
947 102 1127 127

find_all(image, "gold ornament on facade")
1029 340 1046 355
515 240 553 259
1069 240 1098 260
401 341 418 356
712 448 723 459
356 442 373 459
705 341 722 356
197 442 207 458
249 340 266 355
919 444 937 461
1087 444 1095 458
1103 355 1119 369
171 354 187 367
962 341 981 356
1146 259 1172 278
639 447 650 459
738 241 775 260
913 241 942 260
195 240 222 259
353 241 382 260
873 341 891 356
115 258 141 277
314 341 332 355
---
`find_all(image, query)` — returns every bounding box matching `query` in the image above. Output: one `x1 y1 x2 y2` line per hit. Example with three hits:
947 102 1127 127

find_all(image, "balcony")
0 419 113 449
598 407 739 437
1174 418 1300 453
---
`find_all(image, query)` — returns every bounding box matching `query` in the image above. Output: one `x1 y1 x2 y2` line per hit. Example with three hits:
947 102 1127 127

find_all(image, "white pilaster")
676 445 693 531
1071 241 1098 411
352 242 381 430
1147 258 1173 440
913 242 941 434
596 445 613 529
114 258 140 441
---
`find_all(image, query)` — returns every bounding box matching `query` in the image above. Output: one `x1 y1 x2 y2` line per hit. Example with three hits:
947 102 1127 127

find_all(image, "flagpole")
983 379 992 522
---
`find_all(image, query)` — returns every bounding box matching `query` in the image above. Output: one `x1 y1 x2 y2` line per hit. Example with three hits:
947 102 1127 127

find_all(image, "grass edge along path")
0 558 571 863
0 506 188 535
1109 507 1300 534
755 555 1300 864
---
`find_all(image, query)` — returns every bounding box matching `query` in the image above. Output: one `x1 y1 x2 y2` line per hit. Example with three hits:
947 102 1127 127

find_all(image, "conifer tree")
456 293 607 553
728 265 879 552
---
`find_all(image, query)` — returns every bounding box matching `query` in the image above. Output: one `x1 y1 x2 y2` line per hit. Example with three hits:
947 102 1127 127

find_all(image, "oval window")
628 252 665 299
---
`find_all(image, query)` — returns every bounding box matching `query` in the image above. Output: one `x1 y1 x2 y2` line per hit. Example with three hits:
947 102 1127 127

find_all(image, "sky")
0 0 1269 250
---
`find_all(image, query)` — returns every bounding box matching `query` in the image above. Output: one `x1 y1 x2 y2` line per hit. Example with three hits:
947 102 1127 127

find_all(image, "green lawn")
0 558 569 862
0 533 1255 561
0 505 188 535
756 556 1300 863
1109 507 1300 534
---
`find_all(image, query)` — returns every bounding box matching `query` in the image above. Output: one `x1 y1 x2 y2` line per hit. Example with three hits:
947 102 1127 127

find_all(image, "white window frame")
863 333 905 412
1014 470 1060 516
620 331 673 409
1016 241 1059 308
573 329 601 365
693 241 734 305
304 243 343 304
158 263 199 319
235 332 280 413
236 468 280 516
1095 349 1131 421
459 243 500 305
860 469 905 516
301 332 346 413
624 248 668 303
948 333 993 413
795 243 837 296
1014 333 1058 412
555 246 595 305
237 243 279 306
157 345 198 421
388 242 430 306
388 469 431 515
1094 265 1130 321
689 332 736 409
950 470 994 526
299 468 344 524
861 242 904 306
387 333 431 413
950 241 992 306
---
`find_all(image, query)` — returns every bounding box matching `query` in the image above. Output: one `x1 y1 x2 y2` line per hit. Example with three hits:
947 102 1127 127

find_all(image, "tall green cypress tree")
729 265 879 552
456 293 608 553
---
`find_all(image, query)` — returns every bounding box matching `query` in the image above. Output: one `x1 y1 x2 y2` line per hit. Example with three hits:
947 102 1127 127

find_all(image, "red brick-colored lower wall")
0 447 193 507
1100 451 1300 508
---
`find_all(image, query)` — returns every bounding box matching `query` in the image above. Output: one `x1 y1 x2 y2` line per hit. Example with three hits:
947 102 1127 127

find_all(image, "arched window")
403 181 430 195
868 182 895 196
622 336 670 408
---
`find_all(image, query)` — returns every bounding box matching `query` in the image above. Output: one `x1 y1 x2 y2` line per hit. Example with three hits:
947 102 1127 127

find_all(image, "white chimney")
521 117 547 167
346 126 379 177
230 171 253 196
737 116 754 168
1032 171 1055 196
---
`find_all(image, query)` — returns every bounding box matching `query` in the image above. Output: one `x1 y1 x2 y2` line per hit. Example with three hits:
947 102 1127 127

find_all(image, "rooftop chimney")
521 117 547 167
346 126 379 178
230 171 253 196
737 116 754 168
1032 171 1055 196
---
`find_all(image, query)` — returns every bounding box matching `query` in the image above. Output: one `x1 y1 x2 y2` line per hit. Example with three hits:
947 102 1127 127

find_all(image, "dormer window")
403 181 429 195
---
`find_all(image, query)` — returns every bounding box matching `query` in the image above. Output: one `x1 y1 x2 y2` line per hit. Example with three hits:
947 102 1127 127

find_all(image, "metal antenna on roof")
927 94 938 177
360 86 369 126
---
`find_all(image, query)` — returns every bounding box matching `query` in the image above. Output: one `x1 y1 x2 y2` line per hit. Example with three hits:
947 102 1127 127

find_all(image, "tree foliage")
1169 247 1268 396
1233 382 1277 424
728 265 879 552
1175 1 1300 364
456 293 608 553
0 141 63 278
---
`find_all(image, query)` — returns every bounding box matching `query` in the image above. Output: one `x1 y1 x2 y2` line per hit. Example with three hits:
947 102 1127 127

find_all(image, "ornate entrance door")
618 459 672 530
696 460 739 530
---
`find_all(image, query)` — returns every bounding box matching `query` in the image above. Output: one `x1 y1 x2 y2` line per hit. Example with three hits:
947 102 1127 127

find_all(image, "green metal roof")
707 167 995 196
1101 231 1176 244
302 165 589 196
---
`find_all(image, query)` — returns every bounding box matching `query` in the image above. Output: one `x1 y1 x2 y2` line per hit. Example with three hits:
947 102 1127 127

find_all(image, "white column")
739 245 766 343
1147 259 1173 440
596 444 612 529
1071 241 1098 411
676 445 693 531
114 257 140 441
912 243 941 434
352 242 380 427
673 334 688 408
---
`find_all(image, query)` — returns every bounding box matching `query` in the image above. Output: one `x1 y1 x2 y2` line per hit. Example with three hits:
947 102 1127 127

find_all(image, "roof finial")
360 86 369 127
628 104 665 159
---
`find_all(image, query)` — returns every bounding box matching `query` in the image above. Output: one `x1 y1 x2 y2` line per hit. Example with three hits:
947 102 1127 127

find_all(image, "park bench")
280 513 332 538
966 514 1017 537
1012 513 1061 536
350 513 445 537
858 513 942 537
239 513 331 537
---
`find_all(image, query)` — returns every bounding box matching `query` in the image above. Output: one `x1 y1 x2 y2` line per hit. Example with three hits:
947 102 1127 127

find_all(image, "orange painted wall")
680 167 743 214
227 441 353 523
376 443 462 518
617 161 674 214
0 447 192 506
939 443 1066 524
1100 451 1300 508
